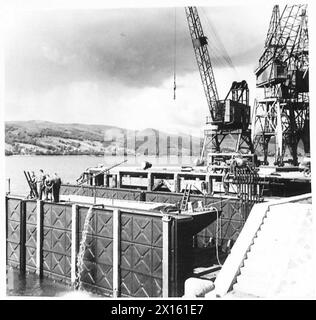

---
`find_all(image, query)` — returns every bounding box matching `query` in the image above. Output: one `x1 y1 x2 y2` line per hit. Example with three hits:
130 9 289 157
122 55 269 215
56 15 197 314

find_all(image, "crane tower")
252 4 309 166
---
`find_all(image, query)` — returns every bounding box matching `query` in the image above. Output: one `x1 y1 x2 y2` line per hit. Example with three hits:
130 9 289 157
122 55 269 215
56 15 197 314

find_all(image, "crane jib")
185 6 219 121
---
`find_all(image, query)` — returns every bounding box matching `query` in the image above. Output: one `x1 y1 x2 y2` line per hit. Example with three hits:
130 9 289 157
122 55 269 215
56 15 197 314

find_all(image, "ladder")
24 170 38 198
180 184 191 211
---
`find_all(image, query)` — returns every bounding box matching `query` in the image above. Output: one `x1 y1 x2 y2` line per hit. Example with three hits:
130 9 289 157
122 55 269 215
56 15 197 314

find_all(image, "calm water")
7 267 72 297
5 155 194 196
5 155 109 195
6 267 103 298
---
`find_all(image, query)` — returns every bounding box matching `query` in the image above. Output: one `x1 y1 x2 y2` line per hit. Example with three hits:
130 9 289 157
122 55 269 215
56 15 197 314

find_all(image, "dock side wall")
60 184 251 249
5 195 194 297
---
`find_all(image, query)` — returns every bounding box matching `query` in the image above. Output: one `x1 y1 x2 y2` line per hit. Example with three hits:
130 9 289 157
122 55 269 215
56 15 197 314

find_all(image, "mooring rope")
209 206 222 267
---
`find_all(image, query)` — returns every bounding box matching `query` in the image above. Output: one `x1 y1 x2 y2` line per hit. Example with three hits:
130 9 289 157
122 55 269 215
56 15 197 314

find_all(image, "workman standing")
30 171 37 198
52 173 62 202
45 174 54 201
36 169 46 200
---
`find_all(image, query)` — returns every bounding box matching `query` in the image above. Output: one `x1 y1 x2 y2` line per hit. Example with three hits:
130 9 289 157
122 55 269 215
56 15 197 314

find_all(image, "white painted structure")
206 193 313 299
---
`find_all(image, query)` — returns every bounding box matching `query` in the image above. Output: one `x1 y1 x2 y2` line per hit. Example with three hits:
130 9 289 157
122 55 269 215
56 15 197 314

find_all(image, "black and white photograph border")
1 0 315 301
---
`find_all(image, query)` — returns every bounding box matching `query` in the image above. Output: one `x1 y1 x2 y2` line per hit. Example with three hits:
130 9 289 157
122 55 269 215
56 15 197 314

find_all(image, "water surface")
5 155 194 195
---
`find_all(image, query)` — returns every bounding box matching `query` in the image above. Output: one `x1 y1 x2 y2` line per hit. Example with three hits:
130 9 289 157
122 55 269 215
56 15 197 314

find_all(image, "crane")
252 4 309 166
185 7 254 165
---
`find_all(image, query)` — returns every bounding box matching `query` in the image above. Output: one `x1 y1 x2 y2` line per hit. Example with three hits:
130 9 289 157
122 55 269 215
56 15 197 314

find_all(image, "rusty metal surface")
96 188 142 201
60 184 142 201
145 191 182 204
6 192 245 297
78 207 114 294
42 203 72 280
60 185 250 250
7 198 21 268
196 199 247 247
145 191 247 248
120 212 163 297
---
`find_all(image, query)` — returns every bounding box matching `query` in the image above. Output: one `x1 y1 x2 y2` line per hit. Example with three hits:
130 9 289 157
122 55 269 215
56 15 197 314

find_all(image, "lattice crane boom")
185 6 219 121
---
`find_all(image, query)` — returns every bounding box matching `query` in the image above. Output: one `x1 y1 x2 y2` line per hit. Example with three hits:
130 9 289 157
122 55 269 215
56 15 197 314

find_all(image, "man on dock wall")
36 169 46 200
52 173 61 202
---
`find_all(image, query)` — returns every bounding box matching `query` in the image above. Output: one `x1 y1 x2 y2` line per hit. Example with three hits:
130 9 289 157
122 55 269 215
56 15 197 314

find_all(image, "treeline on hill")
5 126 105 143
5 122 112 156
6 120 297 157
5 121 206 157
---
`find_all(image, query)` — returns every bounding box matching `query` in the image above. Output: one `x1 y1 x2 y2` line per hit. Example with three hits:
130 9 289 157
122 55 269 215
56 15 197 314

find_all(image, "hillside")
5 120 208 156
5 120 305 158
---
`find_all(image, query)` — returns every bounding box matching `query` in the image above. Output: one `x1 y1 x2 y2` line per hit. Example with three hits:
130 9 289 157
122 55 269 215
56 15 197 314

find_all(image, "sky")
4 2 275 135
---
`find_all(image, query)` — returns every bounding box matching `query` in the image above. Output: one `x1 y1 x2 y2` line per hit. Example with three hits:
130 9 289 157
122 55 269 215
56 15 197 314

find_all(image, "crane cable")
173 7 177 100
200 8 238 77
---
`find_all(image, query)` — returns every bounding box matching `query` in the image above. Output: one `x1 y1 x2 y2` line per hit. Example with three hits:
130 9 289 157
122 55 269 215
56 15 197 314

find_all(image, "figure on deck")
36 169 46 200
52 173 61 202
29 171 37 198
44 174 54 201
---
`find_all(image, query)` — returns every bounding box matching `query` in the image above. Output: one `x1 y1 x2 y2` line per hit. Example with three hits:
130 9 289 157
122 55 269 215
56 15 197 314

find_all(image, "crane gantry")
251 4 309 166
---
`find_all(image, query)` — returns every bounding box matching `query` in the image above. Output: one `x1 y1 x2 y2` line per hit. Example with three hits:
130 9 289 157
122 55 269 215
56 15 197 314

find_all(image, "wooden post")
36 200 43 277
162 214 171 298
112 209 121 297
20 200 26 274
71 204 79 285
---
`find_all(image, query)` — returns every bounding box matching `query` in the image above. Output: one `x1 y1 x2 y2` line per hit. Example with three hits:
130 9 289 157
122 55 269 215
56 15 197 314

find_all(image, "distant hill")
5 120 209 156
5 120 305 158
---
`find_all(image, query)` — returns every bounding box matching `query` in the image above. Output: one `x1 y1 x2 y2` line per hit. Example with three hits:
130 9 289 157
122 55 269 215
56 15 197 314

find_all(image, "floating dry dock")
6 164 311 297
6 194 219 297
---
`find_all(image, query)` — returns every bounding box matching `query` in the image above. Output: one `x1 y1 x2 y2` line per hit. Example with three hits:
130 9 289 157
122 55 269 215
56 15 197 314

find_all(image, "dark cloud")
5 8 191 91
5 6 269 92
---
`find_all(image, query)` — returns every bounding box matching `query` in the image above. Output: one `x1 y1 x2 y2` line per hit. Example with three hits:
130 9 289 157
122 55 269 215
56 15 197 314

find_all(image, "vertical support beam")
117 172 121 188
195 177 200 192
275 101 283 165
110 175 117 188
71 204 79 285
7 178 11 194
36 200 43 277
5 196 8 264
104 174 109 188
162 214 171 298
174 174 180 193
20 200 26 274
147 172 154 191
206 174 213 194
112 209 121 298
